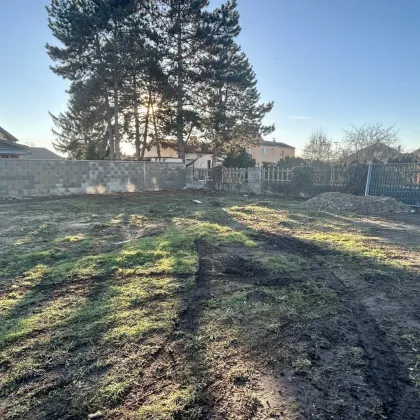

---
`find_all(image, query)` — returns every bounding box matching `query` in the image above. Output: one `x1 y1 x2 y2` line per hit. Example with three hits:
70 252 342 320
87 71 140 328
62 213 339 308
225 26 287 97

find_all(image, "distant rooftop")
0 126 19 143
0 138 30 155
21 147 63 160
158 141 213 154
260 140 295 149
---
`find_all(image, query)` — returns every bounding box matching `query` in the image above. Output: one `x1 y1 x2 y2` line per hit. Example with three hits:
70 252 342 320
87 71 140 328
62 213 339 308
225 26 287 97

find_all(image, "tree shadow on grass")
0 228 195 419
2 198 420 419
94 205 420 419
203 203 420 419
120 203 420 419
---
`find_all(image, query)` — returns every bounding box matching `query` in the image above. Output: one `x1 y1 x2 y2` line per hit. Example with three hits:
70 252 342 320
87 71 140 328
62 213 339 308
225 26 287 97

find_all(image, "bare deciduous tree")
302 129 333 162
342 123 400 160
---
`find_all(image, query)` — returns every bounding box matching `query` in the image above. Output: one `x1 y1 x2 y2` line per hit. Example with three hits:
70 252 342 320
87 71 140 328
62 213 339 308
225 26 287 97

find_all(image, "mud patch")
193 237 420 419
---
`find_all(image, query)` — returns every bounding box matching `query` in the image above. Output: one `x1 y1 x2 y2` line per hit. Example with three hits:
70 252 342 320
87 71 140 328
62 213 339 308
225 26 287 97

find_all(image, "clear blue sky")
1 0 420 155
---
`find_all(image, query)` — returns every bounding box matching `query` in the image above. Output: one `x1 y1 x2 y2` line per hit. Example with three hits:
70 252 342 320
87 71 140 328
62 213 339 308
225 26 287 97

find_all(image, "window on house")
262 147 268 155
281 151 285 158
207 160 211 169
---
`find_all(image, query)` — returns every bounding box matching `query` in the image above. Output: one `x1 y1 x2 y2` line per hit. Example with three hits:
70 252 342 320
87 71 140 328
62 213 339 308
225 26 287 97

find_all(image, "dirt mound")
301 192 411 215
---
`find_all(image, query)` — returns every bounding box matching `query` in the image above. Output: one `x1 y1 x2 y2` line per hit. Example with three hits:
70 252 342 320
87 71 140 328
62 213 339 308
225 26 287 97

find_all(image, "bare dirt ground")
0 191 419 419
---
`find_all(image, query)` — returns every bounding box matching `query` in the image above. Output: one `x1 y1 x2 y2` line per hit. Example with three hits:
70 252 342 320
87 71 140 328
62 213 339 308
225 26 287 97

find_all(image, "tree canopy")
46 0 273 161
340 123 400 161
223 148 256 168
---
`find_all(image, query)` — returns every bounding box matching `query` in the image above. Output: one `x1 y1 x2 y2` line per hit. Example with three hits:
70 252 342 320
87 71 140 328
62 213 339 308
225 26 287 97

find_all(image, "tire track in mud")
265 233 420 420
118 240 217 417
335 276 420 420
329 270 420 420
121 234 420 419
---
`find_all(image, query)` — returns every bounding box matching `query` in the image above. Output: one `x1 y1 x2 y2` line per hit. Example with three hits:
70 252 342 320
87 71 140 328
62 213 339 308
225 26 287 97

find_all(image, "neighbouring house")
343 142 402 163
20 147 63 160
247 139 296 166
143 142 221 168
413 148 420 158
0 127 31 158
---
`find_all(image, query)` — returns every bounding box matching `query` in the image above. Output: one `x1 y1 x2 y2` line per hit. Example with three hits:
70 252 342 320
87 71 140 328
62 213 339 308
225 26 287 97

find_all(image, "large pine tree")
158 0 209 161
200 0 274 164
46 0 273 161
47 0 151 159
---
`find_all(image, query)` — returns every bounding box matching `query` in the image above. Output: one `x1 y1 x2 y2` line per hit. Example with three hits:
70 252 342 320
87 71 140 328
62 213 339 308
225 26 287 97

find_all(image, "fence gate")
365 163 420 207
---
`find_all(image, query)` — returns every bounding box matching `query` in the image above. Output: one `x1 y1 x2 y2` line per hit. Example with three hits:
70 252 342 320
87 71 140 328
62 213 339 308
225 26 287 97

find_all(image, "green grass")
0 191 418 419
292 356 312 374
136 387 198 419
256 251 308 277
0 193 260 419
203 282 338 349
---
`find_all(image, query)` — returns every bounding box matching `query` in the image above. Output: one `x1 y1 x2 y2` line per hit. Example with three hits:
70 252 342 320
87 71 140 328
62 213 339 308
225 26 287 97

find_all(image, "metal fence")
366 163 420 206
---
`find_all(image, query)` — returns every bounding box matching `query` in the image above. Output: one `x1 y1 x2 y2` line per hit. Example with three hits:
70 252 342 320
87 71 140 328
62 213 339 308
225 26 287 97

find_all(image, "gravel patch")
301 192 412 215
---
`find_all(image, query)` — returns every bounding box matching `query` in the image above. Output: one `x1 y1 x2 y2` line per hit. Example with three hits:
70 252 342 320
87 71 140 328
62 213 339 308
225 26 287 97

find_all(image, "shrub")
291 166 313 195
343 163 369 195
223 149 256 168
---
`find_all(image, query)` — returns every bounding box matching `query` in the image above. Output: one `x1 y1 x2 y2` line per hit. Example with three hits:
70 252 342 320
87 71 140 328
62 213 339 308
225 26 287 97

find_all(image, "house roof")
159 141 213 154
344 142 400 162
260 140 295 149
21 147 63 160
0 139 30 155
0 126 19 143
413 148 420 156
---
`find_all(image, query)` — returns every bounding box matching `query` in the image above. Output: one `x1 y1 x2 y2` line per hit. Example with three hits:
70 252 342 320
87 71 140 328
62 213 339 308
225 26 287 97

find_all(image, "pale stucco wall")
248 145 295 165
143 146 213 168
186 154 213 169
143 146 178 158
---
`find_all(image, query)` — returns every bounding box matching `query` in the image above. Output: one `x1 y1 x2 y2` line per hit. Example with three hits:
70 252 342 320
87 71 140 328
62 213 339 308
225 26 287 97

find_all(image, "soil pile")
301 192 411 215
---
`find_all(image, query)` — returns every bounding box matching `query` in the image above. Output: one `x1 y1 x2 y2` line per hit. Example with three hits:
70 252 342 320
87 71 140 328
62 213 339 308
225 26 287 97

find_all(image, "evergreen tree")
159 0 209 161
47 0 151 159
50 92 108 161
120 5 167 159
47 0 274 161
200 0 274 164
223 149 256 168
276 156 306 169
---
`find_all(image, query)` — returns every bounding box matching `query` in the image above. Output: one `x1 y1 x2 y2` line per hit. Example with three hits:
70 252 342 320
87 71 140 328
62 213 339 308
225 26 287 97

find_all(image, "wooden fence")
262 167 292 183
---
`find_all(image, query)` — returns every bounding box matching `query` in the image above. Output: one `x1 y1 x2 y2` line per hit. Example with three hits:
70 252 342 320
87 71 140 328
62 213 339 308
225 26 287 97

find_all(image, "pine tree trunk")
141 84 152 158
108 125 114 160
112 30 120 160
133 74 141 159
176 8 185 162
105 94 114 160
152 103 161 159
113 81 120 160
95 35 114 160
212 148 218 166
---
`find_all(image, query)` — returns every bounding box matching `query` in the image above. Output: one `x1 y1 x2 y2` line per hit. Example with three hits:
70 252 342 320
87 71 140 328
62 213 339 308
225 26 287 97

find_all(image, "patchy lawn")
0 191 419 419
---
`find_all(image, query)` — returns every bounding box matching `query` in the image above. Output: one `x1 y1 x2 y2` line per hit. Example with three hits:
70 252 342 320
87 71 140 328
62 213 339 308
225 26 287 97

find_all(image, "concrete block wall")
0 160 186 197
